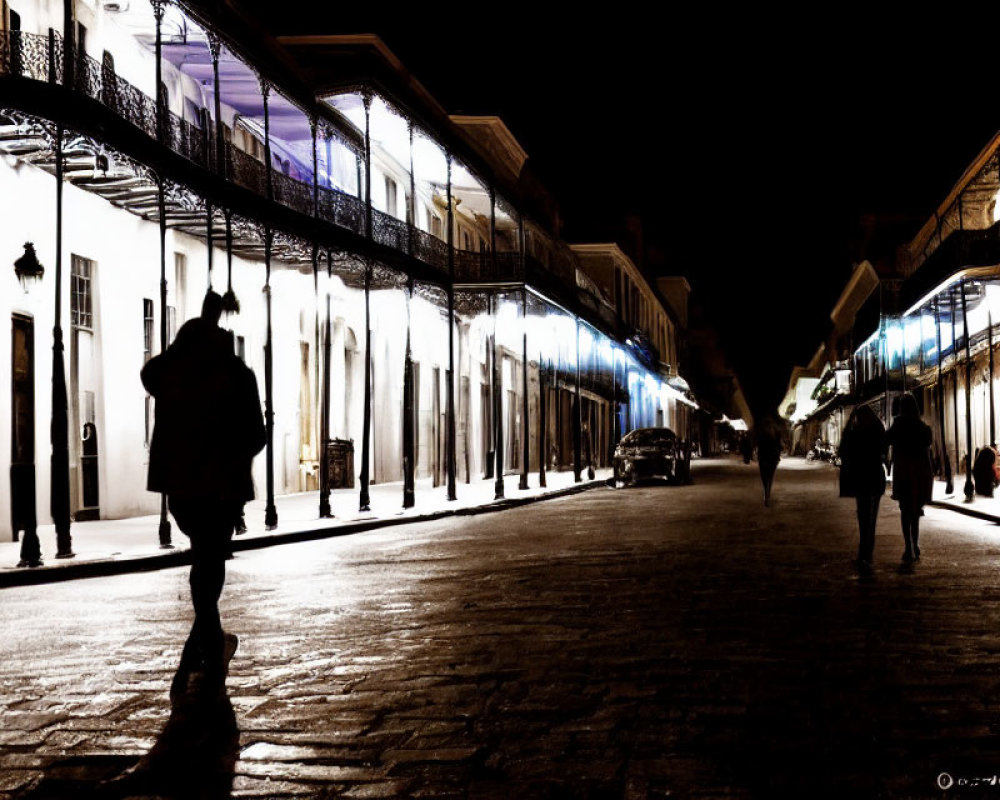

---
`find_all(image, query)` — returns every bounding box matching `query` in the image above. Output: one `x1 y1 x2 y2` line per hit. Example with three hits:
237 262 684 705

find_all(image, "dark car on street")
613 427 679 486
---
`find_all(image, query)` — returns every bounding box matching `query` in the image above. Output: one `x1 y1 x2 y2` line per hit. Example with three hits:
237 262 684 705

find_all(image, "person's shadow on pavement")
100 672 240 799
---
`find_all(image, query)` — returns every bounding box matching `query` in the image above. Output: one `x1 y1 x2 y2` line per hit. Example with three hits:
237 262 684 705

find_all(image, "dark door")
10 314 35 540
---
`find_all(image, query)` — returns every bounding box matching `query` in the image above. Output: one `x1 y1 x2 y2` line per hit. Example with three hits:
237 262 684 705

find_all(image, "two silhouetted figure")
142 290 264 699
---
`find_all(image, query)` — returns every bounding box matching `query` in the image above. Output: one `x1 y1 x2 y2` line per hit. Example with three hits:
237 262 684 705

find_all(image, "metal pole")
360 261 372 512
990 300 996 445
47 125 73 561
573 317 582 482
208 32 224 175
263 229 277 528
952 289 961 487
319 249 333 518
520 288 530 490
156 177 171 549
359 91 373 512
935 297 953 493
961 279 974 501
403 269 415 508
205 200 213 290
446 155 457 500
538 349 547 488
152 0 165 144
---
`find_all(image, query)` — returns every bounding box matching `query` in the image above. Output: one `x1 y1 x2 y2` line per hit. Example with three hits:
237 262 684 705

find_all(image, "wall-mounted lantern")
14 242 44 291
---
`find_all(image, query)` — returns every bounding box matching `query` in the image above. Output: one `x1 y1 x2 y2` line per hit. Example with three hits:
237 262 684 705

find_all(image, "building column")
62 0 75 89
205 200 213 290
961 279 974 501
446 154 457 500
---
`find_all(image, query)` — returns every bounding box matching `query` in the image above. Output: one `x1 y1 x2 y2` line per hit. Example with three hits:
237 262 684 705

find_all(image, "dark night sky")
241 6 998 414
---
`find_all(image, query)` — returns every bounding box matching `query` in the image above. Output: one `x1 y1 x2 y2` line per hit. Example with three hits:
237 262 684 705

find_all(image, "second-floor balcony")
0 22 617 338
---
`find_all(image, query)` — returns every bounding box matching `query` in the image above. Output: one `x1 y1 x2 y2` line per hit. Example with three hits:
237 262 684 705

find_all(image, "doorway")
10 314 35 541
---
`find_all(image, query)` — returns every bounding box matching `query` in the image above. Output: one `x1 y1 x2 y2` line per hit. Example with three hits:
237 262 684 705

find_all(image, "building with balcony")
784 132 1000 496
0 0 697 550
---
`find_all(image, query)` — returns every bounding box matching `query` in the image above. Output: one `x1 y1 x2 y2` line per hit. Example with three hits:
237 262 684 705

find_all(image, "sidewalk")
929 472 1000 522
0 468 613 587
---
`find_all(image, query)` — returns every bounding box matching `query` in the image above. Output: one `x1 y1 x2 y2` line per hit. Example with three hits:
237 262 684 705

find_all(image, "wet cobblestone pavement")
4 458 1000 798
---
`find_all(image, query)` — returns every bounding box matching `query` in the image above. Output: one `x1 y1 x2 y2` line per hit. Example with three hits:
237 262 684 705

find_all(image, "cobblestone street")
5 457 1000 798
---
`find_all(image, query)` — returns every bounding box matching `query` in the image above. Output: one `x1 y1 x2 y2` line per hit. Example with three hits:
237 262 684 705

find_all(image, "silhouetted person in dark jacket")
839 405 887 572
755 413 783 506
886 393 933 563
142 290 265 698
973 445 998 498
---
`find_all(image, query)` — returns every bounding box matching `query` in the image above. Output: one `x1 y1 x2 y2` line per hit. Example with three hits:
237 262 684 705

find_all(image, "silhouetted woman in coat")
755 413 783 506
885 393 933 563
839 405 886 571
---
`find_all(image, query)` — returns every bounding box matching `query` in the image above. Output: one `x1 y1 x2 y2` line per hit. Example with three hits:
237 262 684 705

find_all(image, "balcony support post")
151 0 166 144
934 298 953 493
538 351 547 488
491 290 504 499
446 154 457 501
156 175 172 548
951 289 961 492
359 92 372 513
520 288 530 490
264 227 278 529
206 32 224 174
573 317 582 482
319 248 333 518
961 279 974 501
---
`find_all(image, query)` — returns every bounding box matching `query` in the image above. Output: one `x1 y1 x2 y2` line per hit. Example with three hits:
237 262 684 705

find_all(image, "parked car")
613 427 679 486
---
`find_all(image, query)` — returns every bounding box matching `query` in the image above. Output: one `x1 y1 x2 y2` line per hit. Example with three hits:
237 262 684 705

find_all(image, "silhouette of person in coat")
885 393 933 563
839 404 887 571
142 290 265 698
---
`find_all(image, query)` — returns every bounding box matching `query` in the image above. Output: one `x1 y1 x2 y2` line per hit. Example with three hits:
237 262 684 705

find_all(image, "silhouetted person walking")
755 413 783 506
142 290 265 698
839 405 886 572
886 393 933 563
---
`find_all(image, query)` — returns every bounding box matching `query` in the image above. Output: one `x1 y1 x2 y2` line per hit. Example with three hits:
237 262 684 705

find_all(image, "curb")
0 479 610 588
928 499 1000 525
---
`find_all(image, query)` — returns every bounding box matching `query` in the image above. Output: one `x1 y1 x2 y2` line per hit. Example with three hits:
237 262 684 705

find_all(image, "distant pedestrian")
885 393 933 563
755 413 784 506
142 290 265 699
839 405 887 572
973 444 998 498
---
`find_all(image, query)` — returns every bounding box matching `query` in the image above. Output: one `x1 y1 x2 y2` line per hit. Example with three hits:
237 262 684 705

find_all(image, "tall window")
71 256 93 330
143 299 154 363
384 176 398 217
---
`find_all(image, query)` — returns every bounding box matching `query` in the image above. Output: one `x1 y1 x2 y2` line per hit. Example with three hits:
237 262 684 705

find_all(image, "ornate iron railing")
371 207 409 252
317 184 364 235
0 30 62 84
0 30 553 302
272 169 314 216
226 143 267 196
166 113 207 169
412 228 449 273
